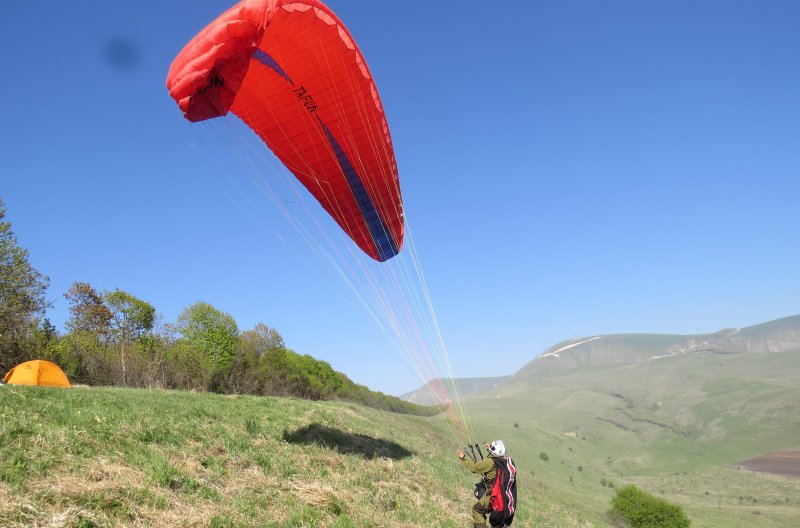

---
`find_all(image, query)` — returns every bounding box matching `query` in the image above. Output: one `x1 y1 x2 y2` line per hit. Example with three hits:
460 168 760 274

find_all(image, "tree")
175 302 239 390
34 318 58 355
139 314 174 389
105 289 155 385
240 322 285 355
223 323 283 394
64 282 112 336
0 198 51 368
62 282 115 385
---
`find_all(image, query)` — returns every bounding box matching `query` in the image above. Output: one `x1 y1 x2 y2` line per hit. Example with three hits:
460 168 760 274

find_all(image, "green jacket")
461 455 497 481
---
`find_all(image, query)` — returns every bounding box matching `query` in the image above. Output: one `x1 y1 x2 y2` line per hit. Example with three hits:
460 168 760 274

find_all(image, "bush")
539 451 550 462
609 484 691 528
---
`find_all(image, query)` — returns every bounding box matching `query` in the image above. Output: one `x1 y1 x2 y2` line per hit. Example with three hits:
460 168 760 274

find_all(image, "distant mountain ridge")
516 314 800 378
400 376 512 405
399 314 800 400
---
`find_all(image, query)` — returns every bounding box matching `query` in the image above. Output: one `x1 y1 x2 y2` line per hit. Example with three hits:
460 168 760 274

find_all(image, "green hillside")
2 333 799 527
1 385 589 528
466 348 800 527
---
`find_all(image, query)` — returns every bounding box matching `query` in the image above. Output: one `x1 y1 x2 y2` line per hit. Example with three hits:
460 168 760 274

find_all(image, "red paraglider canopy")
167 0 403 261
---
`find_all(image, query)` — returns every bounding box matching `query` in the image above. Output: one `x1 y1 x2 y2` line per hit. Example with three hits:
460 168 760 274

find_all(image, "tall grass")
0 385 576 527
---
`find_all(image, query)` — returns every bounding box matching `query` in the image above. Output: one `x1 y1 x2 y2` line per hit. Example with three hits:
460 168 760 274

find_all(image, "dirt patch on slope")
734 449 800 478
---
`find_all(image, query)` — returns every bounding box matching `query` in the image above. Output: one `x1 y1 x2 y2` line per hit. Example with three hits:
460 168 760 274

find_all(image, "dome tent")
2 360 71 388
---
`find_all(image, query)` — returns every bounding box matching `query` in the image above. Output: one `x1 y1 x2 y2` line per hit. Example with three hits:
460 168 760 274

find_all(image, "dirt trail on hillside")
734 449 800 478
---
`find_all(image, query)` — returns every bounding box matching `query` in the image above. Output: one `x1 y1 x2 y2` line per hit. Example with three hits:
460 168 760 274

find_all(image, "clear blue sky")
3 1 799 396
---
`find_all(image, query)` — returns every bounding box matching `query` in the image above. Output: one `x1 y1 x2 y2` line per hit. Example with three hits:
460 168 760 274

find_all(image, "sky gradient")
2 0 799 395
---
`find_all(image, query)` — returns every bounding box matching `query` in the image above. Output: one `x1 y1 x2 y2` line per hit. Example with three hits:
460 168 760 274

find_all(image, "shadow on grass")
283 423 415 460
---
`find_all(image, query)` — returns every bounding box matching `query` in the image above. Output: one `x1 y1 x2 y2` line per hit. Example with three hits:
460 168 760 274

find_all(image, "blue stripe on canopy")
252 48 398 260
319 118 399 261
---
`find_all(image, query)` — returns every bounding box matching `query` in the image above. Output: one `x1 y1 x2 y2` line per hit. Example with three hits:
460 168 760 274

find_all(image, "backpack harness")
488 456 517 527
464 445 518 528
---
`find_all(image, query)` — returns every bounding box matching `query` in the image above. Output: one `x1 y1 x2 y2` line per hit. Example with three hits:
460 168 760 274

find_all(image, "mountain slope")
516 314 800 378
461 315 800 528
465 346 800 527
398 314 800 527
400 376 512 406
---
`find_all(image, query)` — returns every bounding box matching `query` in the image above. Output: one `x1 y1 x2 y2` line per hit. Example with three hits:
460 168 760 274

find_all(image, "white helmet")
487 440 506 457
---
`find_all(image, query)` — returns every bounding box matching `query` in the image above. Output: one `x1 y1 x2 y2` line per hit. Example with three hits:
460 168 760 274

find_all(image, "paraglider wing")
167 0 403 261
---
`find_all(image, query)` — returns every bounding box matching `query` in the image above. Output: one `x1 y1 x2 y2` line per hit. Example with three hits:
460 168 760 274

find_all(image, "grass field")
0 384 596 528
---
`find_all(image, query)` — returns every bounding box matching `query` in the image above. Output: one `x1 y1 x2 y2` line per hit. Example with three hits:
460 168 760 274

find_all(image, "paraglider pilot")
457 440 517 528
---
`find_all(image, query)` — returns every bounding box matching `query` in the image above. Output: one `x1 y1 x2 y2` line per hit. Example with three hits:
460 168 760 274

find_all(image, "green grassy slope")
466 349 800 528
0 385 591 528
3 351 797 527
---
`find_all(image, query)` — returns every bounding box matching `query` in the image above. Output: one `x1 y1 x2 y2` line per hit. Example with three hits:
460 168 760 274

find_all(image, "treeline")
0 198 434 416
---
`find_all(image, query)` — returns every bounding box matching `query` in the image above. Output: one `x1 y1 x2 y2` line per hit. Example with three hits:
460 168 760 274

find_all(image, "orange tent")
2 360 71 388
